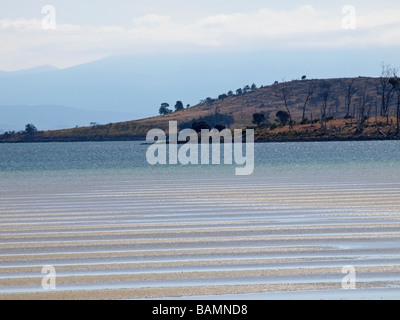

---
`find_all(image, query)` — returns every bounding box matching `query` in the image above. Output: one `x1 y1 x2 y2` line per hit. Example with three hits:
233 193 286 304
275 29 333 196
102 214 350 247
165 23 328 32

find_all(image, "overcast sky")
1 0 399 72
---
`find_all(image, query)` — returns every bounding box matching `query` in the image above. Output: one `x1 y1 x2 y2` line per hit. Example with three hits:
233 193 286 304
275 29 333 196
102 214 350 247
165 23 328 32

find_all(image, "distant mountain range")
0 105 139 132
0 49 390 133
0 65 59 77
1 53 281 131
1 53 274 118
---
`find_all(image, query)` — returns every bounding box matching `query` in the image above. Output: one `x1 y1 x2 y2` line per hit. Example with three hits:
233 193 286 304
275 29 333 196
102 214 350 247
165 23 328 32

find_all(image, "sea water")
1 141 400 299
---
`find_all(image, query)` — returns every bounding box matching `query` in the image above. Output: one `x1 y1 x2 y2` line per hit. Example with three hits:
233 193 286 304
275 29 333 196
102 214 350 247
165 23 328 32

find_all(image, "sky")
1 0 400 72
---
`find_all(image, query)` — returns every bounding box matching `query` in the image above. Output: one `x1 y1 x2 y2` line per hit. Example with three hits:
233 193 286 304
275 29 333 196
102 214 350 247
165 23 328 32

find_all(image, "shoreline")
1 135 399 144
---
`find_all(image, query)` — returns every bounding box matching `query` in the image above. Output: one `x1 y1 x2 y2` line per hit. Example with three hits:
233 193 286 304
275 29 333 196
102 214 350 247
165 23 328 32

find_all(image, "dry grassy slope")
129 76 382 132
0 76 393 142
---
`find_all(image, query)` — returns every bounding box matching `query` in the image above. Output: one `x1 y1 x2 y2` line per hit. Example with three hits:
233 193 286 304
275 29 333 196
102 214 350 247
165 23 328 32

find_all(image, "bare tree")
329 94 340 119
374 96 379 130
274 81 293 129
376 63 395 124
301 80 316 122
344 79 358 118
319 82 331 135
389 72 400 135
355 83 372 134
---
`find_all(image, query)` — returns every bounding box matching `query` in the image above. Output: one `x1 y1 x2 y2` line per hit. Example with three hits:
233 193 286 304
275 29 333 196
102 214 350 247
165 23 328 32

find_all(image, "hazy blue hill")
0 53 276 131
0 50 378 119
0 105 138 132
0 48 396 129
0 65 59 77
0 53 275 116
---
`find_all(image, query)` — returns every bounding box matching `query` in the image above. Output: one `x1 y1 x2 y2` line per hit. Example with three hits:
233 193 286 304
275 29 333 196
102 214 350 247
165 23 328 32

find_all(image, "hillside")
1 76 399 143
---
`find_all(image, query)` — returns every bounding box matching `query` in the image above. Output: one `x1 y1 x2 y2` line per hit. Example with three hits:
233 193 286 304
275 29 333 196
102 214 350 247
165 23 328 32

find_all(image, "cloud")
0 18 41 31
0 5 400 70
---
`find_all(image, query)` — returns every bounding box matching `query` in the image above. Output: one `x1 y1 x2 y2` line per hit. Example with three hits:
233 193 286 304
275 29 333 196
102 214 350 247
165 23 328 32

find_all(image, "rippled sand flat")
1 170 400 300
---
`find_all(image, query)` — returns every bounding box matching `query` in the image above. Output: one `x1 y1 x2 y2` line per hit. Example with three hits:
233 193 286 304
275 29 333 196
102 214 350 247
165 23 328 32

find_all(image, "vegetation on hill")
1 64 400 143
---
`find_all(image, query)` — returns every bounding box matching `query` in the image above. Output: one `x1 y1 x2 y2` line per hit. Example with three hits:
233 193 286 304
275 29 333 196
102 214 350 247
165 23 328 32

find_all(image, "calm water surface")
1 141 400 299
1 140 400 182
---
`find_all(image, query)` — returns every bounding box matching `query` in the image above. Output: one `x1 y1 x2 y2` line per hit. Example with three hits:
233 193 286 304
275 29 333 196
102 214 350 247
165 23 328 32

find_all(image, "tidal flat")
1 141 400 299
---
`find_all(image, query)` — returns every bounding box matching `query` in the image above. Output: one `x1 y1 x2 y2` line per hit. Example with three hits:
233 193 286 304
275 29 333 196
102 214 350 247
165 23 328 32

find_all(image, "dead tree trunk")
302 81 316 122
319 83 331 135
274 81 294 129
345 79 357 119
